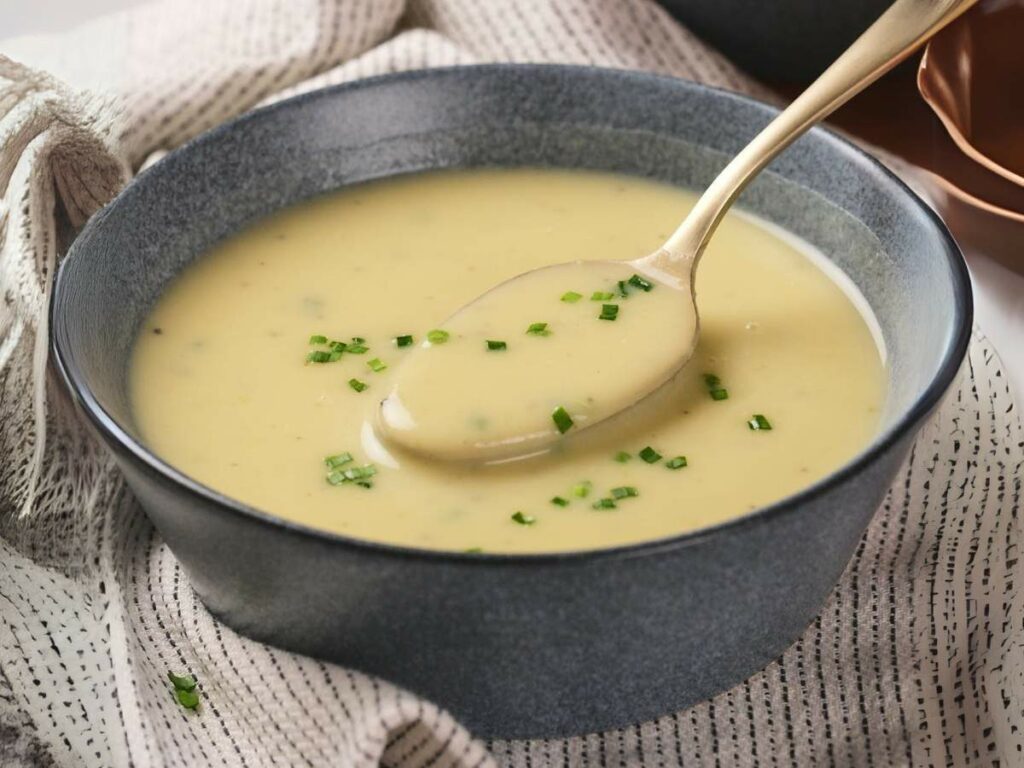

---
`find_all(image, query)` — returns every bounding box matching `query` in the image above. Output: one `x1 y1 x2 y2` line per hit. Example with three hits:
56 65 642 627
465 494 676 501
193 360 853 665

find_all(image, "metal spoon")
378 0 975 463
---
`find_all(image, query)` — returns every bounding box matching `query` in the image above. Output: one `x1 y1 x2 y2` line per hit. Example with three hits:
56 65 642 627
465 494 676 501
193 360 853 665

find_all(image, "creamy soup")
130 168 885 553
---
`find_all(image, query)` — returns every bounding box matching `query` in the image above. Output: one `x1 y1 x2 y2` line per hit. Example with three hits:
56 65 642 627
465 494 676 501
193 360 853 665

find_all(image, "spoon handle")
663 0 976 264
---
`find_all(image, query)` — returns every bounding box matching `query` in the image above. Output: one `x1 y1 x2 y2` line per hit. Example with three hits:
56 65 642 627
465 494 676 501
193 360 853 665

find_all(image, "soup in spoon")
130 168 885 553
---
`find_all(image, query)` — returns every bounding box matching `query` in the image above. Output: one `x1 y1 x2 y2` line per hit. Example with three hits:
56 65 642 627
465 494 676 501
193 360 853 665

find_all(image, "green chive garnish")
599 304 619 321
611 486 639 499
511 511 536 526
346 343 368 354
628 274 654 292
329 341 347 352
324 452 354 468
367 358 387 372
617 280 630 298
526 322 550 336
306 351 333 363
342 465 377 481
168 672 197 692
486 340 507 351
703 373 729 400
592 497 617 510
710 388 729 400
591 291 614 301
551 496 570 507
394 334 414 347
309 334 328 345
175 688 200 710
613 451 632 463
348 378 368 392
427 329 450 344
703 373 721 387
639 446 662 463
552 405 574 434
665 456 688 469
572 481 592 498
748 414 773 431
561 291 583 303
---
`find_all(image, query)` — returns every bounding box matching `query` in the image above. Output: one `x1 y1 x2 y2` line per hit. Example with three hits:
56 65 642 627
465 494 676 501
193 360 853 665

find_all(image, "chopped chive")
367 358 387 372
552 405 574 434
326 350 343 362
703 372 729 400
748 414 773 431
175 688 200 710
526 322 550 336
511 511 536 526
329 340 347 352
639 446 662 463
703 373 721 388
665 456 688 469
617 280 630 298
306 350 333 363
309 334 328 345
628 274 654 292
710 387 729 401
167 672 197 692
611 486 639 499
486 340 507 351
464 547 483 554
551 496 570 507
427 329 450 344
592 497 617 510
351 337 366 344
561 291 583 303
348 378 368 392
342 465 377 481
613 451 632 463
572 481 592 498
394 334 414 347
324 452 354 469
591 291 614 301
326 471 346 486
598 303 619 321
346 343 368 354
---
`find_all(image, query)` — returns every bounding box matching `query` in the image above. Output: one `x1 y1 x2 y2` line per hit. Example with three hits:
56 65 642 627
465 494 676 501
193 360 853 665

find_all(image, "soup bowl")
51 65 971 739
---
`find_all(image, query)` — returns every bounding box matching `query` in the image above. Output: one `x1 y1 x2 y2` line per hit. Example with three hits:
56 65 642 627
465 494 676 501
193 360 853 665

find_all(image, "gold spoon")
378 0 975 463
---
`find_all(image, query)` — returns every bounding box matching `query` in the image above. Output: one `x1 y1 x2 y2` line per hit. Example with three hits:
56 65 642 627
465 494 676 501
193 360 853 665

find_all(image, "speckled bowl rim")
52 64 974 565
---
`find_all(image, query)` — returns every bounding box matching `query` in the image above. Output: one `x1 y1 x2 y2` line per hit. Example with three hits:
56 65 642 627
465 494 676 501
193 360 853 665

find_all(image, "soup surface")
131 168 885 553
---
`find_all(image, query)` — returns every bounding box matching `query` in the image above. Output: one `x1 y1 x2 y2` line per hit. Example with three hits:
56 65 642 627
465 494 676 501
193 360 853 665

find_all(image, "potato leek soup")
130 168 885 553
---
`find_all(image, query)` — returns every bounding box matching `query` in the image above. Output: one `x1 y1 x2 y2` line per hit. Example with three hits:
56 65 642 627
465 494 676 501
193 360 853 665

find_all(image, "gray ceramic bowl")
51 65 971 739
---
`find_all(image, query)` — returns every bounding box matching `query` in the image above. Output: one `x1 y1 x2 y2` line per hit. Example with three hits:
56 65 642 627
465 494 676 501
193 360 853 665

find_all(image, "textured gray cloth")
1 1 1022 766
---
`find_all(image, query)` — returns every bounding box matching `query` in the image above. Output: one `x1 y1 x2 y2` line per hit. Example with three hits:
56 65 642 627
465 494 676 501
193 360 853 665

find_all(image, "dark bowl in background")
656 0 892 82
51 65 971 739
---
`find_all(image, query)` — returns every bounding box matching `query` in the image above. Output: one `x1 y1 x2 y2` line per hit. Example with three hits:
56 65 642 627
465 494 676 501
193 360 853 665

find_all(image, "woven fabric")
1 2 1021 766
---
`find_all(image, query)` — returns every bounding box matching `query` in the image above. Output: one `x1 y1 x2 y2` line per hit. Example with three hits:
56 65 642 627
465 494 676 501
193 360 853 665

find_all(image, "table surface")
5 2 1023 406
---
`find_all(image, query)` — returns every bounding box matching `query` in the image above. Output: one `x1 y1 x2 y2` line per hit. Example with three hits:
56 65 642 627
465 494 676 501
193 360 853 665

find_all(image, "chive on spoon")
378 0 974 463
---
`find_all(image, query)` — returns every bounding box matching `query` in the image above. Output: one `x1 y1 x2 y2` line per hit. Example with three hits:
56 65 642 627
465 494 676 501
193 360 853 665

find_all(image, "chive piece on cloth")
611 486 639 499
367 358 387 372
426 329 450 344
628 274 654 292
561 291 583 303
348 378 368 392
526 322 550 336
511 511 536 525
486 340 508 351
748 414 773 431
591 291 614 301
665 456 688 469
592 497 617 510
613 451 632 463
308 334 328 345
639 446 662 463
175 688 200 710
552 405 574 434
551 496 570 507
598 304 619 321
394 334 414 347
168 671 197 692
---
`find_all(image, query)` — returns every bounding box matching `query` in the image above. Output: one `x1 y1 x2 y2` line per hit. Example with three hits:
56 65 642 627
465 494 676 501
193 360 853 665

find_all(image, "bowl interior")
54 65 970 528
